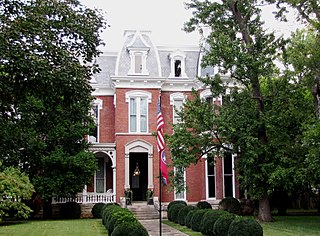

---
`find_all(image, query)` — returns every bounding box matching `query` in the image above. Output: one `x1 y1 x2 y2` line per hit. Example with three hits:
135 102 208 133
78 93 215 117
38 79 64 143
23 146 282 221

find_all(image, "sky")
79 0 301 51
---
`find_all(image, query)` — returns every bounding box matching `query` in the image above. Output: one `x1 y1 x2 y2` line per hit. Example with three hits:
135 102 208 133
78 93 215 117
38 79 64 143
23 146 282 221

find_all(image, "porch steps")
127 202 159 220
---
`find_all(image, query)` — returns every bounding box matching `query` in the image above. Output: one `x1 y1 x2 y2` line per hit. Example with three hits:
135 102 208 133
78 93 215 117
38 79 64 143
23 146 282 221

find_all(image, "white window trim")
174 167 186 200
127 49 149 75
126 91 152 134
89 99 103 143
94 157 107 193
200 89 222 103
169 50 187 78
170 93 186 125
205 158 217 200
222 153 236 198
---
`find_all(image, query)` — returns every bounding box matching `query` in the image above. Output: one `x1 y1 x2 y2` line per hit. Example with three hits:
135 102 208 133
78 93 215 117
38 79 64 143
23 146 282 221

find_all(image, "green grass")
0 219 107 236
164 216 320 236
163 220 202 236
261 216 320 236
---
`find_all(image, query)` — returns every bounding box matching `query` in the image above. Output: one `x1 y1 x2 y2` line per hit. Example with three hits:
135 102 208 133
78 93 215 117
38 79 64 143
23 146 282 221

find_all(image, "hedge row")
101 203 148 236
167 199 263 236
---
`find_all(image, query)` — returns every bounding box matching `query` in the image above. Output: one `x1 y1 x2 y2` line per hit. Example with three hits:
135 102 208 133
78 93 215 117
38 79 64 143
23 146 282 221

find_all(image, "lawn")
262 216 320 236
164 216 320 236
0 219 107 236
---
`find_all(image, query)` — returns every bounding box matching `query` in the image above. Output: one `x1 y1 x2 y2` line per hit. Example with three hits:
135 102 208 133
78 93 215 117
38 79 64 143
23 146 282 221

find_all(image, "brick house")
53 30 240 207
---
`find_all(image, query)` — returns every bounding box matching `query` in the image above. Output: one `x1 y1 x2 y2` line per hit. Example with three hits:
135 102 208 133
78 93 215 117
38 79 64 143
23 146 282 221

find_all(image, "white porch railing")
52 192 116 204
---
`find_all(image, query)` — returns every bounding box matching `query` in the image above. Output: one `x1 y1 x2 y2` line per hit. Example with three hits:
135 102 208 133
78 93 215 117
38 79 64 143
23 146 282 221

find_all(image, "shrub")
228 217 263 236
191 209 210 232
102 204 121 226
107 209 136 235
197 201 212 209
92 203 106 218
213 213 236 236
219 197 241 215
168 203 186 223
60 202 81 219
177 205 196 226
111 221 148 236
199 210 229 236
167 200 187 212
185 209 197 228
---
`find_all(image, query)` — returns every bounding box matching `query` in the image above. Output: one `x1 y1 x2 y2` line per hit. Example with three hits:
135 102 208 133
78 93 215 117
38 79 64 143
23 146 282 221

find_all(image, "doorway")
130 152 148 201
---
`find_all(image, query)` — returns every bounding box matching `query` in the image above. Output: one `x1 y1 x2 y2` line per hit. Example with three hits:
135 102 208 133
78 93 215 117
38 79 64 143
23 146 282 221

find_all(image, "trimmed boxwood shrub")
167 200 187 212
199 210 229 236
185 209 198 229
60 202 81 219
197 201 212 209
168 203 186 223
92 203 106 218
191 209 210 232
111 221 148 236
219 197 241 215
102 204 121 226
213 213 236 236
177 205 196 226
228 217 263 236
107 209 136 235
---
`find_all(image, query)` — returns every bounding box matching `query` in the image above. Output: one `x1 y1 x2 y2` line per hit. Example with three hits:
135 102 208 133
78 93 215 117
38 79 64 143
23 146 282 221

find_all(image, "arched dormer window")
169 50 187 78
126 31 150 76
126 91 152 133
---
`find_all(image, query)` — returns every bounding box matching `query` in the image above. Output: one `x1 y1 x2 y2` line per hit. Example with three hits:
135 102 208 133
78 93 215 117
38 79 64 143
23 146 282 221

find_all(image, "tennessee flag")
157 97 168 185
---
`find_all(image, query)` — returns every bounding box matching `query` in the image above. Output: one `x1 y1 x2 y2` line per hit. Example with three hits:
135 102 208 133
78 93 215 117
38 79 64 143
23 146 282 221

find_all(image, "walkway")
139 219 188 236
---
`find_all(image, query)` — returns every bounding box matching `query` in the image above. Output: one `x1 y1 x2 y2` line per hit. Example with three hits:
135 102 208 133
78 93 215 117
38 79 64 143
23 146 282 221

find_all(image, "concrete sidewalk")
139 219 188 236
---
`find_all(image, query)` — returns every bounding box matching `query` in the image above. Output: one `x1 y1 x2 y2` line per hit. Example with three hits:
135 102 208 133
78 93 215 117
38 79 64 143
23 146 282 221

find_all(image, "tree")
180 0 287 221
0 0 106 200
0 165 34 221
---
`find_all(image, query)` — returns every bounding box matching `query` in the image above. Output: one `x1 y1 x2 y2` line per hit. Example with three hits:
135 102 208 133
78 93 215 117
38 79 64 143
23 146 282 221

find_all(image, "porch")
52 191 116 204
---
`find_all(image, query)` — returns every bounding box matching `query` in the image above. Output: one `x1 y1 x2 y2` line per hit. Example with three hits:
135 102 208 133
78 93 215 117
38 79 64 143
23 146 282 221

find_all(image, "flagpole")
159 163 162 236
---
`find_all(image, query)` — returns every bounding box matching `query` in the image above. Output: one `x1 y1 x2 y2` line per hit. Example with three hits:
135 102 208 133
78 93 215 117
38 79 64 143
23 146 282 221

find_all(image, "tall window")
126 91 151 133
174 167 186 200
206 159 216 199
169 50 187 78
89 99 102 143
173 99 183 124
223 152 235 197
96 158 105 193
135 53 142 73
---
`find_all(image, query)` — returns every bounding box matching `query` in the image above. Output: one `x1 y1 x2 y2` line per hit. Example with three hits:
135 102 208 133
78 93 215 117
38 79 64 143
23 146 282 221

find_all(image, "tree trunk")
258 192 273 222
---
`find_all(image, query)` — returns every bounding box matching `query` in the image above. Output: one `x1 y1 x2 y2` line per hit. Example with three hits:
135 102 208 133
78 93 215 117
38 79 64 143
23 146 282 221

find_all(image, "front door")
130 152 148 201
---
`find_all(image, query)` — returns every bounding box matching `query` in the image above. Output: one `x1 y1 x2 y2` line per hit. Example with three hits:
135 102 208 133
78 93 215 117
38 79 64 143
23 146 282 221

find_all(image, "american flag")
157 97 168 185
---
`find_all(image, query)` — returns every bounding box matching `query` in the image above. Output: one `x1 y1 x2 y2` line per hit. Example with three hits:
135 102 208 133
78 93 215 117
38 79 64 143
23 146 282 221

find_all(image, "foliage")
168 203 186 223
177 205 196 226
0 165 34 221
197 201 212 209
185 209 198 229
102 204 121 227
219 197 241 215
124 189 133 205
106 209 136 235
199 210 229 236
60 202 81 219
91 203 105 218
228 217 263 236
0 0 106 200
111 221 148 236
167 200 187 212
213 213 236 236
190 209 210 232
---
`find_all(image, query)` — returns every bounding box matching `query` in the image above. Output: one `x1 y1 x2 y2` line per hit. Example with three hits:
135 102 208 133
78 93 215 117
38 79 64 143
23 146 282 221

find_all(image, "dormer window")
169 50 187 78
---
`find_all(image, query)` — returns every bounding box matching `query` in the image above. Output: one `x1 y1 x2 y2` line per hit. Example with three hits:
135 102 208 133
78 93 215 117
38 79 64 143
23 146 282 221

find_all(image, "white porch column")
148 153 154 189
112 167 116 197
124 153 130 189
